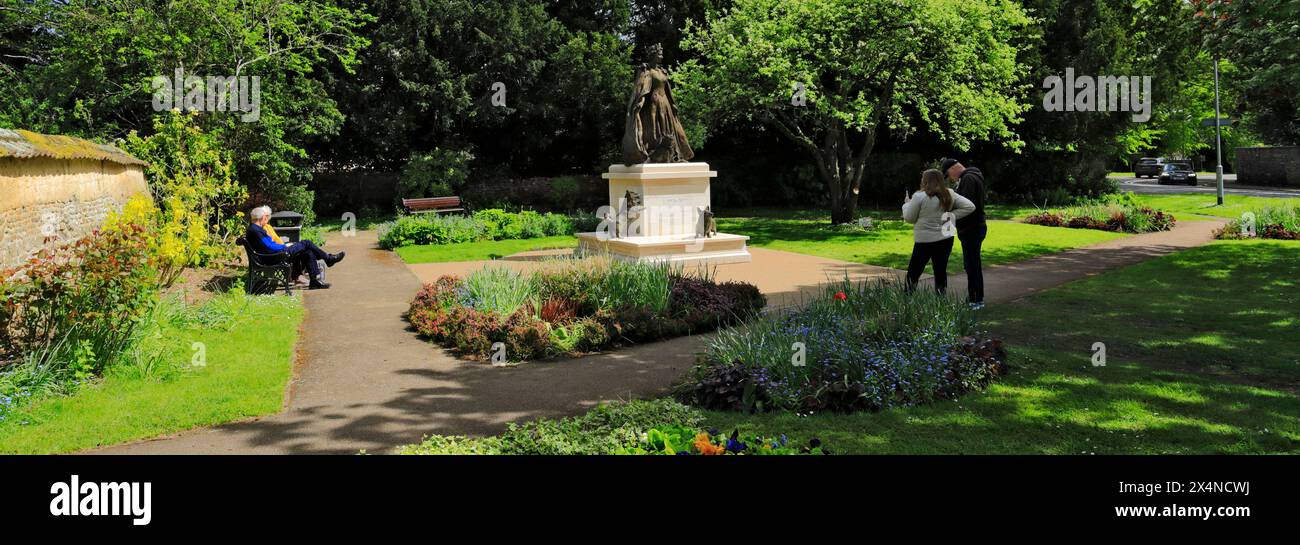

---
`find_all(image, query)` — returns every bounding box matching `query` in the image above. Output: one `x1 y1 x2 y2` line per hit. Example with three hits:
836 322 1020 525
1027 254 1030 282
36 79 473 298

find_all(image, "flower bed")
406 257 766 362
1214 202 1300 240
396 399 826 455
1023 194 1175 233
676 279 1008 413
378 208 596 249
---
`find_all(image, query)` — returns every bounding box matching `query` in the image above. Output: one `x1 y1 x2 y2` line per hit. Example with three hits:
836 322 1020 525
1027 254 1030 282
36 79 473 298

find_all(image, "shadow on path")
94 219 1224 454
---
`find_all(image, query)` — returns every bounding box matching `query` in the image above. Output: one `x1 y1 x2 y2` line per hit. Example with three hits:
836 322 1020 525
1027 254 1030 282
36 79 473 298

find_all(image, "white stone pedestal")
576 162 751 265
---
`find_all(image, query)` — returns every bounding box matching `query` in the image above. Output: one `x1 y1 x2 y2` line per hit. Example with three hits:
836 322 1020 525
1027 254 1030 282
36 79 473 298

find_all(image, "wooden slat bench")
401 196 467 215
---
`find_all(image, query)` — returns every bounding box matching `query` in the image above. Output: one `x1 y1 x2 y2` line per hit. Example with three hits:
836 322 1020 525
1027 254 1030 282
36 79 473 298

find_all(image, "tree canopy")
675 0 1031 223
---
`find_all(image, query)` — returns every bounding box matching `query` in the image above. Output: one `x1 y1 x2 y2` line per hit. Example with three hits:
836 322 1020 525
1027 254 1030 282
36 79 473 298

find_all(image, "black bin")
269 210 305 243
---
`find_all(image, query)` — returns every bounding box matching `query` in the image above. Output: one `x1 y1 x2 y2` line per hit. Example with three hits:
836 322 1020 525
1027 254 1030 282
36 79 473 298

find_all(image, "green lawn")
0 293 303 454
1130 194 1297 221
395 235 579 264
704 240 1300 453
716 214 1127 270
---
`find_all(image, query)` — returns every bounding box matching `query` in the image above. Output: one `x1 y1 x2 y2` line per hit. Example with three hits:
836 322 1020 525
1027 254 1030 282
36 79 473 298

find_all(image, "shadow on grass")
705 240 1300 454
707 347 1298 454
982 241 1300 389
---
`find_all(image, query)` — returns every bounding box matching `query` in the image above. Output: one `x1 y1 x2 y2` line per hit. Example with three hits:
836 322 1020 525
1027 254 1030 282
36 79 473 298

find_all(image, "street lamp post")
1195 0 1230 205
1212 7 1225 206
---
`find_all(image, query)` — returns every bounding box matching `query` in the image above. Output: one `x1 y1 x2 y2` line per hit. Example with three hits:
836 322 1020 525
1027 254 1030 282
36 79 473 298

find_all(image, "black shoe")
309 277 331 289
325 251 346 267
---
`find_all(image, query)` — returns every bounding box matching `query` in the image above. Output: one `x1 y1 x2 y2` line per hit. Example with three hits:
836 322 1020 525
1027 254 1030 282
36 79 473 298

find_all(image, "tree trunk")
765 111 877 225
821 124 873 225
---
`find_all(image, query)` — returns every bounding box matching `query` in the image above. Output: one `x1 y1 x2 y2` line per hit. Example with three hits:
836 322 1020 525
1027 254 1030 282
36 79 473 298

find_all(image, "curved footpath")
95 219 1224 454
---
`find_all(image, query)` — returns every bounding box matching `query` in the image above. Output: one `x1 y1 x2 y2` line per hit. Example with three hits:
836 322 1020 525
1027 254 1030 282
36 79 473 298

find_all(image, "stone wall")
0 157 149 269
1236 146 1300 187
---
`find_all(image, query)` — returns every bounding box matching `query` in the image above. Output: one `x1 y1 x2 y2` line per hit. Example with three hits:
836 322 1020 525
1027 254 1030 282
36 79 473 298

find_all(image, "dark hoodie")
954 167 986 231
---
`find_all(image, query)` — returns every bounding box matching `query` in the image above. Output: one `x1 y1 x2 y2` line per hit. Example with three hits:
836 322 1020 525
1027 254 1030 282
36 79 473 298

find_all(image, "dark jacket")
246 223 286 254
954 167 986 232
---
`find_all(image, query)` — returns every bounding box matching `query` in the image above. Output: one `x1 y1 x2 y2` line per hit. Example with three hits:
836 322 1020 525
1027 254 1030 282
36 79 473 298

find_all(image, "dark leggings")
905 237 954 294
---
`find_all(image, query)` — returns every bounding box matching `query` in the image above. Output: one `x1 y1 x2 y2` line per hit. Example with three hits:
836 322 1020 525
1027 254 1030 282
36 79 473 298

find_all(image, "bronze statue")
621 44 694 166
700 206 717 238
623 189 643 237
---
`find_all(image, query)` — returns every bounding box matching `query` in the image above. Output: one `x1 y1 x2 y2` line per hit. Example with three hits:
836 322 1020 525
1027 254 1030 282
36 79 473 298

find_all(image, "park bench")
236 236 294 296
401 196 467 215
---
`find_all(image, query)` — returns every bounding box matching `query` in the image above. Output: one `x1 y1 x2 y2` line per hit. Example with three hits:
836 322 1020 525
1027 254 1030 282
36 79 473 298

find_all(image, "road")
1113 175 1300 198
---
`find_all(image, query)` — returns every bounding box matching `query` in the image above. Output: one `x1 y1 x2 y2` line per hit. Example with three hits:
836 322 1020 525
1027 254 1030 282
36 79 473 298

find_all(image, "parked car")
1158 162 1198 186
1134 157 1167 178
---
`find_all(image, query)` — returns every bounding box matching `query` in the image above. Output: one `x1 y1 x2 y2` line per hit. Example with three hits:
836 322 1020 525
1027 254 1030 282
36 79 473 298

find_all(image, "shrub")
678 279 1003 413
1023 212 1065 227
472 208 513 240
0 225 159 379
505 314 555 361
447 307 507 357
570 211 603 233
718 281 766 316
1216 202 1300 240
101 194 192 287
549 176 582 210
408 275 462 315
405 257 763 362
397 435 504 455
494 399 704 455
1024 193 1175 234
397 399 826 455
397 148 472 201
123 111 247 268
571 317 610 352
378 208 576 249
377 214 488 249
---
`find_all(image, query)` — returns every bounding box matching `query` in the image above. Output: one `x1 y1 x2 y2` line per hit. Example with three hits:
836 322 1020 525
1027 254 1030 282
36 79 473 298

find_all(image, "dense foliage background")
1 0 1285 221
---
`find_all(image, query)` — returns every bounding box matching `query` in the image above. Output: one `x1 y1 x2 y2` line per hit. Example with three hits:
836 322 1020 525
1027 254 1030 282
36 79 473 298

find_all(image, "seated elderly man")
246 205 345 289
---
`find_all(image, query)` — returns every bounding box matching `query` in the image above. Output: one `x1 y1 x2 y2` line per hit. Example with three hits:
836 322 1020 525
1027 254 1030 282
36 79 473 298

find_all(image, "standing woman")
901 169 976 295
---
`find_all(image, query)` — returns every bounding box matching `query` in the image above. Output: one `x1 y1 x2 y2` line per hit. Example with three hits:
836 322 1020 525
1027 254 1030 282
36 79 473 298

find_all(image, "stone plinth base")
576 232 752 266
585 161 751 265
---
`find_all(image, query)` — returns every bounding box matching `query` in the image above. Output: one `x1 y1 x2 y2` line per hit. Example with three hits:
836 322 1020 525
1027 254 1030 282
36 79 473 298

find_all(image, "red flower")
834 292 847 301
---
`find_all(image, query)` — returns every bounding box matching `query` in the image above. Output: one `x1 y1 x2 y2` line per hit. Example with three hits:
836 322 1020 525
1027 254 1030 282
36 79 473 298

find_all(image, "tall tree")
317 0 631 175
1202 0 1300 144
969 0 1204 202
0 0 372 220
676 0 1031 223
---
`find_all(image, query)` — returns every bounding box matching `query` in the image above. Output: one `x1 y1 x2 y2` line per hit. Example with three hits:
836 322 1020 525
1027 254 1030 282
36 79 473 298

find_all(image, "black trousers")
958 224 987 303
905 236 954 294
286 240 329 278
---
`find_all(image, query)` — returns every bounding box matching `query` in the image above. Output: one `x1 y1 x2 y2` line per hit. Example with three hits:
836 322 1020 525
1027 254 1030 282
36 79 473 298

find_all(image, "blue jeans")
958 224 987 303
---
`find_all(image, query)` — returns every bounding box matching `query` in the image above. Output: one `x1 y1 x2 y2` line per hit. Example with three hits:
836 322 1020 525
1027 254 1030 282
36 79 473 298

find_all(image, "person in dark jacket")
247 206 345 289
939 158 987 309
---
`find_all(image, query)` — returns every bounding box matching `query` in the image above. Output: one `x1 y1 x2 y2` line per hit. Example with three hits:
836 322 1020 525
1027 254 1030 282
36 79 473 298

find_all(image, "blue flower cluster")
691 279 1001 413
0 388 34 423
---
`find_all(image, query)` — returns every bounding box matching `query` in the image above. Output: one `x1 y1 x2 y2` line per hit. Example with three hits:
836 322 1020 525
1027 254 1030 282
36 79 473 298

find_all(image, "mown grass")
0 292 303 454
396 235 578 264
716 213 1127 270
704 240 1300 454
1129 194 1297 221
